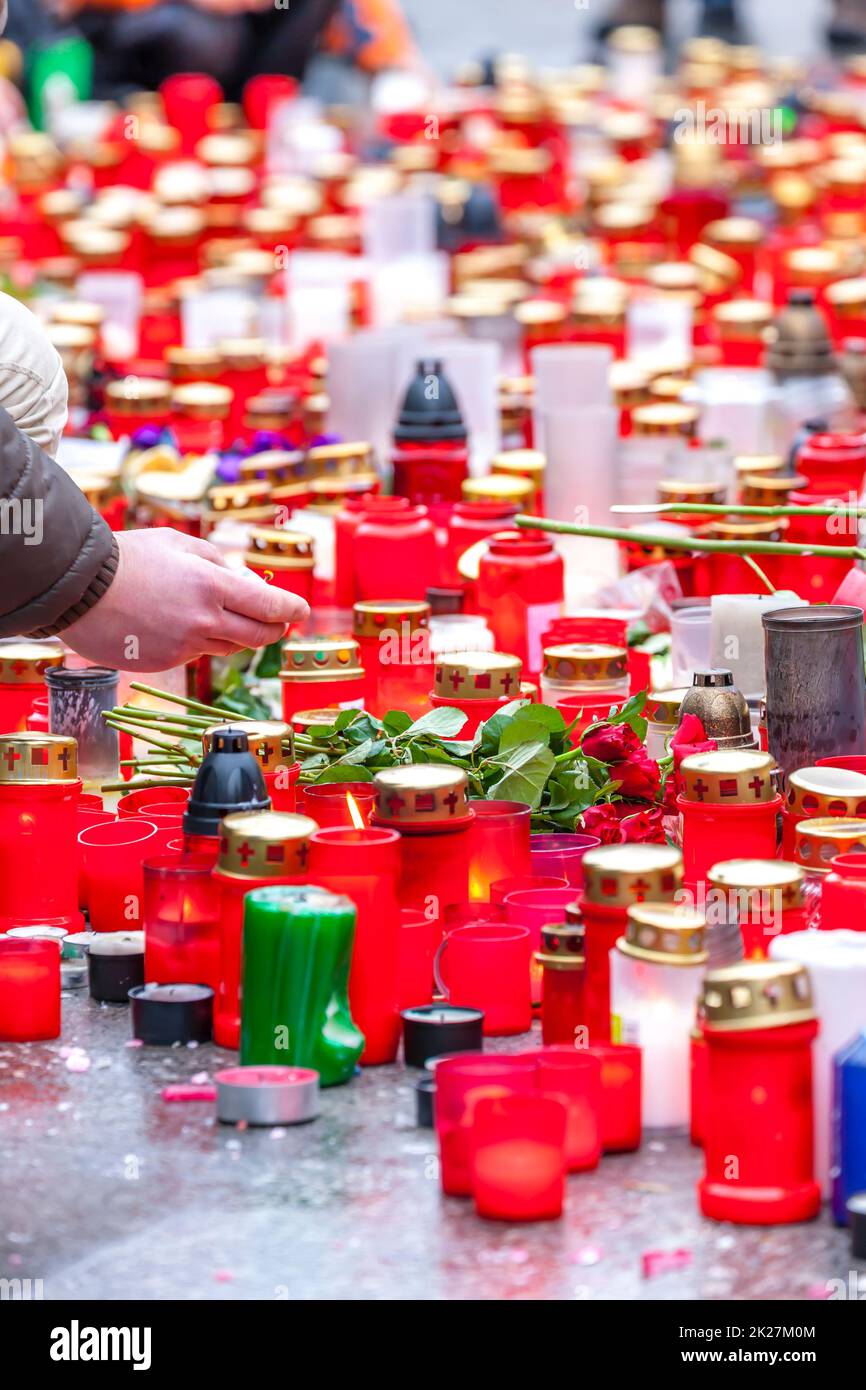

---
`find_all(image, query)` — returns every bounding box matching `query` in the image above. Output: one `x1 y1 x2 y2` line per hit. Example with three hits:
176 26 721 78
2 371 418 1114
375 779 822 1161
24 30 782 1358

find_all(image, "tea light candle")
88 931 145 1004
129 982 213 1045
215 1065 320 1126
0 937 61 1041
401 1003 484 1067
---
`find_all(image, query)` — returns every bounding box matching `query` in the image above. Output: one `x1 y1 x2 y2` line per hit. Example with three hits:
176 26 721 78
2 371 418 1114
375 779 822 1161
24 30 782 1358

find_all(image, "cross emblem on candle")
11 661 28 676
57 746 71 771
599 875 617 898
257 742 273 766
748 775 765 800
444 789 460 815
691 777 708 802
236 841 253 867
3 747 21 773
386 794 405 818
449 669 464 692
501 671 514 694
629 877 650 899
297 841 308 869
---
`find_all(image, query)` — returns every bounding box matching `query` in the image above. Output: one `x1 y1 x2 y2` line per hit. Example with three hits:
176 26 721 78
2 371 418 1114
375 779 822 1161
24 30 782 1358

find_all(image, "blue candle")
832 1029 866 1225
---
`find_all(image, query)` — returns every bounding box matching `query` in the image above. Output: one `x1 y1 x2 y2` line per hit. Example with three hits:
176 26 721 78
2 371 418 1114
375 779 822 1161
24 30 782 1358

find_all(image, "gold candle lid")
373 765 470 827
306 441 374 477
581 843 684 907
207 481 271 515
609 360 651 407
704 516 785 542
291 708 341 734
707 858 804 912
204 720 293 771
239 450 306 483
105 377 171 412
0 641 65 685
826 276 866 314
166 346 222 380
794 817 866 871
280 638 364 682
514 298 568 328
433 651 522 701
787 766 866 820
536 921 585 971
712 298 773 339
542 643 628 685
490 449 546 481
740 473 805 506
51 300 104 330
217 810 316 880
679 750 777 805
217 337 267 371
699 959 815 1031
307 475 378 507
703 216 763 248
646 687 688 726
734 453 785 478
631 403 699 437
461 475 535 504
0 733 77 784
657 478 726 506
171 382 233 418
245 528 314 570
618 902 708 966
353 600 430 640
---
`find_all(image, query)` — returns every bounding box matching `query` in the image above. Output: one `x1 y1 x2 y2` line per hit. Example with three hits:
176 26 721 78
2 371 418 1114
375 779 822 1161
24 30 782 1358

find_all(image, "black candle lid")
183 725 270 837
393 359 467 443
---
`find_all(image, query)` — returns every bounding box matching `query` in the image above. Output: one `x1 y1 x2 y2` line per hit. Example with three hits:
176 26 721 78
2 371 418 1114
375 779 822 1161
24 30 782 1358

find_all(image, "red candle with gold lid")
0 642 64 734
706 859 807 958
0 734 82 933
537 919 586 1047
429 651 523 737
244 528 314 604
170 382 234 454
678 750 782 886
372 766 474 933
781 764 866 857
280 638 366 721
353 600 432 719
212 810 318 1050
204 721 298 814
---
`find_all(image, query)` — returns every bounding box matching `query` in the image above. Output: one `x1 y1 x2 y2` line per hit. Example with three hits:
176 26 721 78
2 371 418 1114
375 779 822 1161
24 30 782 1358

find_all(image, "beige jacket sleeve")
0 292 68 457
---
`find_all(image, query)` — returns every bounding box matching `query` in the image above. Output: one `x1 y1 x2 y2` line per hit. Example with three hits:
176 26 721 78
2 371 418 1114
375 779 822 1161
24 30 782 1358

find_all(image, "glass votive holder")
490 874 567 908
670 605 712 687
75 805 116 909
528 1048 602 1173
469 1094 567 1222
45 666 119 785
587 1041 642 1152
397 907 436 1010
125 801 185 852
142 853 222 992
0 937 61 1041
434 922 532 1036
466 800 532 902
530 833 600 887
434 1052 538 1196
77 818 160 933
504 885 583 1003
300 781 376 827
117 786 190 817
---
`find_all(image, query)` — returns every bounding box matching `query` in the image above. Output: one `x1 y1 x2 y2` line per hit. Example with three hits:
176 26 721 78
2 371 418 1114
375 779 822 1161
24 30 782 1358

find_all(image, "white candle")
710 592 804 698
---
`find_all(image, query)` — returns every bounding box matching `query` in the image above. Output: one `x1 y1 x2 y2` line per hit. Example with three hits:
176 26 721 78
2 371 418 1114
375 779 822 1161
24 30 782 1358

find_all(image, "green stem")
741 554 776 594
105 719 183 757
128 683 238 720
622 501 866 519
515 514 866 561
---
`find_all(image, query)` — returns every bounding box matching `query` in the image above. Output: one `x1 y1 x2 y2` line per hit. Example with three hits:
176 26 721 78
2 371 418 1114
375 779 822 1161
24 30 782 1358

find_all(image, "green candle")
239 885 364 1086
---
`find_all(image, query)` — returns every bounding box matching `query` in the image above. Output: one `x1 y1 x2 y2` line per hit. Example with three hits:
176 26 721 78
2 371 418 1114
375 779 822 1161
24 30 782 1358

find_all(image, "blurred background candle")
429 652 524 737
529 833 599 888
434 1052 537 1196
706 859 806 957
401 1002 484 1068
0 734 82 933
504 886 581 1004
0 641 64 733
88 931 145 1004
130 982 214 1045
610 903 708 1130
396 908 436 1011
373 766 475 934
0 938 61 1041
309 823 403 1065
143 853 222 992
280 638 367 721
467 800 531 902
240 885 364 1086
301 782 375 827
490 874 567 908
212 810 317 1050
677 750 781 886
529 1048 602 1173
470 1094 567 1222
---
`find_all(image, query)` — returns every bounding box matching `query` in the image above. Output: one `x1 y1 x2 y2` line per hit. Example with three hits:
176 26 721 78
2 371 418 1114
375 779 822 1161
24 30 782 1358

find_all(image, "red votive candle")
524 1046 602 1172
397 908 435 1010
0 734 82 933
678 750 782 887
821 852 866 932
0 938 61 1041
300 782 376 827
244 527 314 605
470 1094 567 1222
467 800 532 902
698 960 821 1224
373 766 475 934
354 504 437 601
353 599 433 719
0 642 64 732
490 874 567 907
434 922 532 1036
212 810 317 1050
579 844 684 1045
429 651 524 737
160 72 223 154
78 817 159 933
142 853 222 992
584 1041 643 1152
476 530 565 675
690 1027 708 1147
536 921 586 1046
706 859 807 957
505 885 583 1004
117 786 190 817
435 1052 537 1196
280 638 367 721
530 832 600 887
308 825 403 1065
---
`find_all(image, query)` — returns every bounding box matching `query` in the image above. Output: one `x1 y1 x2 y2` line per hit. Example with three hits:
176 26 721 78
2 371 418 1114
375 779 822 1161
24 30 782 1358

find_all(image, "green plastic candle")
239 884 364 1086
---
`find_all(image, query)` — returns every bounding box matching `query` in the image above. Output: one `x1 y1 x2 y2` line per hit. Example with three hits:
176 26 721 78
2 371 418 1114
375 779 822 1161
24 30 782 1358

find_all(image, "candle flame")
346 792 365 831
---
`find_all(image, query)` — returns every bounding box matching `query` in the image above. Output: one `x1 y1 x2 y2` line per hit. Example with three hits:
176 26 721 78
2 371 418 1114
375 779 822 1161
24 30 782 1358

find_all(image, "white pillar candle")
770 930 866 1195
610 951 705 1130
710 592 805 697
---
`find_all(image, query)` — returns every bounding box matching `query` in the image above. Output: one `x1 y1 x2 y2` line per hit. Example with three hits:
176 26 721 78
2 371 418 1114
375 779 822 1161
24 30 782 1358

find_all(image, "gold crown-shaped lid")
207 481 271 514
461 474 535 503
657 479 726 506
306 441 374 477
0 733 77 784
307 474 377 507
490 448 546 481
646 687 688 726
245 528 314 569
204 720 293 771
433 651 522 700
105 377 171 411
704 516 785 542
536 921 585 970
708 858 804 912
679 749 777 805
353 600 430 640
373 765 470 828
699 959 815 1031
618 902 708 965
239 450 306 483
542 643 628 685
739 473 804 506
787 766 866 820
581 843 684 907
280 637 364 682
217 810 317 880
794 817 866 871
0 641 65 685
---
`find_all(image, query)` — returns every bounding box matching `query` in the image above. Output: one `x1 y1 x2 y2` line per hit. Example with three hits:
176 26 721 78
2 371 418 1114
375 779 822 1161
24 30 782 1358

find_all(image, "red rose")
579 804 624 844
608 755 661 800
671 713 717 772
581 722 643 763
620 807 666 844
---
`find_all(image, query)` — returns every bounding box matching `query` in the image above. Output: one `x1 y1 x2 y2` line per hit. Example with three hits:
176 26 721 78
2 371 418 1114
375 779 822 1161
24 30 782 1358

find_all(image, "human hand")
62 528 309 669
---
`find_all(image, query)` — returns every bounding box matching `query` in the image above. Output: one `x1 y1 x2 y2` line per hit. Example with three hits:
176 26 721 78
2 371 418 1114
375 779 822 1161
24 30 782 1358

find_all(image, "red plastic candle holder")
353 600 433 720
76 804 117 909
587 1041 642 1152
821 853 866 932
530 832 600 887
160 72 223 154
429 651 524 738
466 800 532 902
353 504 437 601
300 782 376 828
690 1029 707 1147
476 530 565 674
535 921 586 1047
373 767 475 933
434 922 532 1036
117 786 190 817
0 734 82 933
504 885 582 1004
78 817 159 933
280 638 367 721
334 496 407 609
308 825 403 1065
0 643 64 732
0 938 61 1041
397 908 435 1010
143 853 222 992
434 1052 537 1196
443 500 519 589
490 874 567 907
470 1094 567 1222
678 794 782 886
523 1047 602 1172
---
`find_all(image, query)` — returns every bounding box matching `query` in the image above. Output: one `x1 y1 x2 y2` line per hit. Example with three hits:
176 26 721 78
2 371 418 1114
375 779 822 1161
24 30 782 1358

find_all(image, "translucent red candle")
301 782 376 828
470 1094 567 1221
434 1052 537 1196
353 600 433 720
78 818 159 933
0 938 61 1041
434 922 532 1036
490 874 567 907
504 886 580 1004
396 908 435 1010
142 853 222 992
0 734 82 933
530 833 600 888
587 1041 642 1152
523 1047 602 1172
466 800 532 902
0 643 64 733
372 766 475 935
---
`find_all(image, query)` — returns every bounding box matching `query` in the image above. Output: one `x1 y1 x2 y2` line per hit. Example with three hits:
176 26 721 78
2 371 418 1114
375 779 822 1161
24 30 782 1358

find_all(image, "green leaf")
499 716 551 751
439 737 479 757
478 710 515 756
214 687 271 720
605 691 648 741
313 764 374 783
300 753 330 773
487 740 555 810
342 713 385 746
398 707 468 738
332 738 387 766
382 710 413 735
511 703 566 734
253 638 284 679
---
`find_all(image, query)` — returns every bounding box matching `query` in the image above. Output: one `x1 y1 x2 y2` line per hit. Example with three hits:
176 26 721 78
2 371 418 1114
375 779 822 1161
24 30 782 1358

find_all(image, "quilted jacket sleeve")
0 407 118 638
